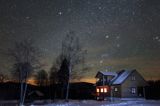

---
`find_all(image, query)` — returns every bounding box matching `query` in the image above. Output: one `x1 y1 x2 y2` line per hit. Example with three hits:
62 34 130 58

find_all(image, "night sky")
0 0 160 83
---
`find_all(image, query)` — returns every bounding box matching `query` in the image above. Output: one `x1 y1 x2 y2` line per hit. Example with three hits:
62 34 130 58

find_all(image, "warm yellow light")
96 88 99 93
101 88 103 92
104 88 107 93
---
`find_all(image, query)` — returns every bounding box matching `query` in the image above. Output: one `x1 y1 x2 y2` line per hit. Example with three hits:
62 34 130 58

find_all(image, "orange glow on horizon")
78 78 96 83
27 79 37 85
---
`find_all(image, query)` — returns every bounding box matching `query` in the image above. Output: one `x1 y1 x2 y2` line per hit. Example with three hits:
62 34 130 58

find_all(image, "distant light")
101 88 103 92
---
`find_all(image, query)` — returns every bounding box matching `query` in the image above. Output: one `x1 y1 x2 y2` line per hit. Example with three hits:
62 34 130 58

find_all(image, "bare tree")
8 39 41 106
0 72 7 83
60 31 86 101
35 69 48 86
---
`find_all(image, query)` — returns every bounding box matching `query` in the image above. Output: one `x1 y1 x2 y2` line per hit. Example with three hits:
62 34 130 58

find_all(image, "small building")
95 69 148 100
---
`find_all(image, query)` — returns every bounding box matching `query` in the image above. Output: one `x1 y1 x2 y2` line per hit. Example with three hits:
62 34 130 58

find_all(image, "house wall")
121 71 148 98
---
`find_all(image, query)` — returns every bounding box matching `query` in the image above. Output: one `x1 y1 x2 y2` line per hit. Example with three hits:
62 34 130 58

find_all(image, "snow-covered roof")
112 70 135 85
95 69 136 85
99 71 117 76
95 71 117 78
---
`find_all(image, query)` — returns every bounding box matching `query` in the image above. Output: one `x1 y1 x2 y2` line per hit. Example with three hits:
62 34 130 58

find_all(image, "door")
137 86 144 97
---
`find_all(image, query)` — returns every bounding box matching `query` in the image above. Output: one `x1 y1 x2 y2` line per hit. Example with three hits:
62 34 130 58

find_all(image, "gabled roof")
111 69 135 85
95 69 138 85
95 71 117 78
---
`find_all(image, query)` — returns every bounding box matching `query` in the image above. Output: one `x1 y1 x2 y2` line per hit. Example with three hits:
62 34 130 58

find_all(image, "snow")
112 70 133 85
99 71 117 76
43 99 160 106
1 99 159 106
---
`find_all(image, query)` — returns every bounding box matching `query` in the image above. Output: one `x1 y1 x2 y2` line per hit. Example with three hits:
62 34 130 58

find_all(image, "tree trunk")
22 82 28 105
65 65 71 101
19 66 24 106
19 80 24 106
22 72 28 105
65 79 70 101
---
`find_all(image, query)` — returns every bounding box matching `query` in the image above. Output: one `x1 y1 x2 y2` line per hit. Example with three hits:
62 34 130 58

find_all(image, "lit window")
96 88 99 93
131 88 136 94
114 87 118 92
101 88 103 92
131 76 135 80
104 88 107 93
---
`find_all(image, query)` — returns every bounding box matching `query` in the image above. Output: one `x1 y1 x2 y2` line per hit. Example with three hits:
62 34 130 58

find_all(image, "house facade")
95 69 148 100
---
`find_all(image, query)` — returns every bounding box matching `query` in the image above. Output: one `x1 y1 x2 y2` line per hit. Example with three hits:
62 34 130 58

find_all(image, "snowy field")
0 99 160 106
42 99 160 106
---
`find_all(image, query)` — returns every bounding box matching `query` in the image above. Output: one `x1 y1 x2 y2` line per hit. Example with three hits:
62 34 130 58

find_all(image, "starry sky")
0 0 160 83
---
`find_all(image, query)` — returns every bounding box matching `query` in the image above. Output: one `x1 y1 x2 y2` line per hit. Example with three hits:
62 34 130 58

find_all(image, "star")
116 44 120 48
105 35 109 39
58 11 63 15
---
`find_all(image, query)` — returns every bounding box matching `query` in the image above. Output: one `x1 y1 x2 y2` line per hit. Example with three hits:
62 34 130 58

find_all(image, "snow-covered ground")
42 99 160 106
0 99 159 106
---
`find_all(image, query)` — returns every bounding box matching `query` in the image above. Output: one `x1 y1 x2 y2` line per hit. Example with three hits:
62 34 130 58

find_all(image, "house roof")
95 71 117 78
111 69 135 85
100 71 117 76
96 69 137 85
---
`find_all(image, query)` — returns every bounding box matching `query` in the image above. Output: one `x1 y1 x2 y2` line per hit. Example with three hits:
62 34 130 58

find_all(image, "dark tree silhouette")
35 69 48 86
8 39 41 106
59 31 86 101
49 58 60 85
0 72 7 83
58 58 69 99
49 64 59 100
49 67 58 85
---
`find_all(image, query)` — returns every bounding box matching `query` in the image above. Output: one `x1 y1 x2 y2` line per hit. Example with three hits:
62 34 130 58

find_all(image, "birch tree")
8 39 41 106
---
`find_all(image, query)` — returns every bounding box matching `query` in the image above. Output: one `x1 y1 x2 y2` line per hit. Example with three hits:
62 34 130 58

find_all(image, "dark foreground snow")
43 99 160 106
0 99 159 106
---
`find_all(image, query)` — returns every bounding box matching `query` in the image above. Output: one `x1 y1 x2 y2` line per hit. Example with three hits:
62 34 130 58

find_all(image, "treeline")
145 80 160 100
0 82 95 100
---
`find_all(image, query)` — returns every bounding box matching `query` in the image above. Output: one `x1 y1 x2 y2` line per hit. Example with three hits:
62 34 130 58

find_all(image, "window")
131 75 135 81
104 88 107 93
96 88 99 93
114 87 118 92
101 88 103 92
131 88 136 94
